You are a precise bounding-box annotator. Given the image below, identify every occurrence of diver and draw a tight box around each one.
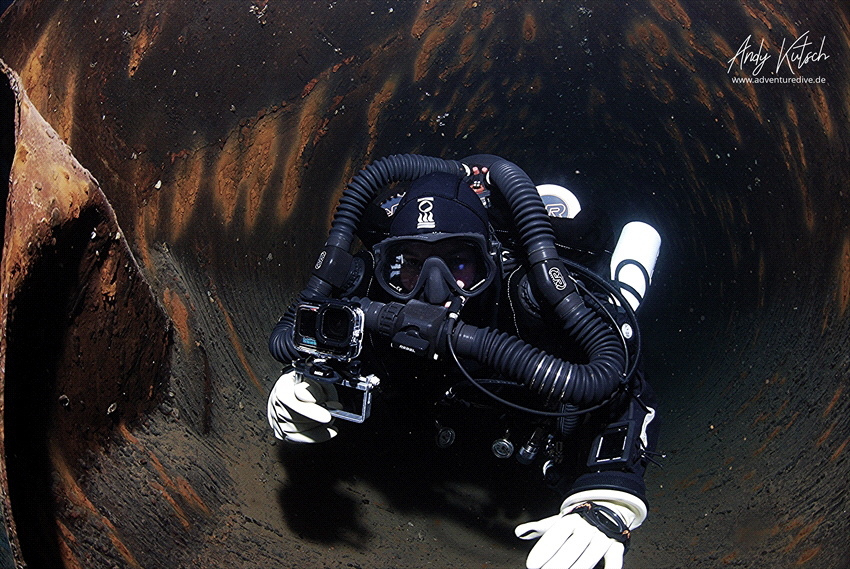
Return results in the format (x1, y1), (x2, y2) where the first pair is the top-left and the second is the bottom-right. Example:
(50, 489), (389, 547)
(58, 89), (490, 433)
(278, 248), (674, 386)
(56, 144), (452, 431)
(267, 154), (661, 569)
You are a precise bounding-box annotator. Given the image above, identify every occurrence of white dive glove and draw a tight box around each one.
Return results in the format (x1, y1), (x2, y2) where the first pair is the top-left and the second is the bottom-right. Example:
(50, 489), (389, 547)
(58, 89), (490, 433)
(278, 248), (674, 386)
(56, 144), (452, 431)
(515, 489), (648, 569)
(267, 369), (342, 443)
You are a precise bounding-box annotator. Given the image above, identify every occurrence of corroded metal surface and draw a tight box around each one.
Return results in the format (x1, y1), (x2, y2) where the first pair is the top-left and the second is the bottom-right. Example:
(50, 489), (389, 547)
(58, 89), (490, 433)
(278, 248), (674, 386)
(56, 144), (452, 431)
(0, 63), (172, 567)
(0, 0), (847, 567)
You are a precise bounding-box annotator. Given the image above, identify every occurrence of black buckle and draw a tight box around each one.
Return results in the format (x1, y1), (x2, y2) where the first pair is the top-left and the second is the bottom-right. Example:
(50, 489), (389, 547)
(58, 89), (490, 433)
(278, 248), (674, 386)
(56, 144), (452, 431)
(570, 502), (631, 552)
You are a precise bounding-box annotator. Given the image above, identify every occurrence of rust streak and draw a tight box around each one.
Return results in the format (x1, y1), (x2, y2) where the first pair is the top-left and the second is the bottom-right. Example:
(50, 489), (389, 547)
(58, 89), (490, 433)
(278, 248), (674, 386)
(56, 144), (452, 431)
(650, 0), (692, 28)
(522, 12), (536, 42)
(785, 411), (799, 430)
(815, 421), (836, 447)
(830, 437), (848, 462)
(118, 423), (211, 515)
(796, 546), (821, 565)
(782, 517), (823, 554)
(151, 480), (191, 530)
(56, 520), (85, 569)
(177, 476), (212, 516)
(211, 294), (264, 394)
(50, 441), (142, 568)
(753, 426), (781, 456)
(366, 77), (399, 156)
(119, 422), (175, 486)
(838, 235), (850, 317)
(823, 385), (844, 417)
(163, 287), (192, 351)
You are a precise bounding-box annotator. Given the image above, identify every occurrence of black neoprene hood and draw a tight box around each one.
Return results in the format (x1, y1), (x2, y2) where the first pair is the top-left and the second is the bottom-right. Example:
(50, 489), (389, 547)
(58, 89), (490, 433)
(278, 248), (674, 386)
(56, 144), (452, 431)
(389, 172), (489, 238)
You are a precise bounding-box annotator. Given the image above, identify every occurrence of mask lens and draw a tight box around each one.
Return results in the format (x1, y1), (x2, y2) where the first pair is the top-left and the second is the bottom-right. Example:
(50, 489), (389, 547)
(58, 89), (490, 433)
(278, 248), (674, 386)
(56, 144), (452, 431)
(377, 235), (493, 297)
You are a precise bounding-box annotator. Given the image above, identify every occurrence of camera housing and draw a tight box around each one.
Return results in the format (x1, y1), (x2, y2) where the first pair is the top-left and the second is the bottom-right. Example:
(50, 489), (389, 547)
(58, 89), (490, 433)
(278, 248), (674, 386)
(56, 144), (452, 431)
(294, 300), (364, 361)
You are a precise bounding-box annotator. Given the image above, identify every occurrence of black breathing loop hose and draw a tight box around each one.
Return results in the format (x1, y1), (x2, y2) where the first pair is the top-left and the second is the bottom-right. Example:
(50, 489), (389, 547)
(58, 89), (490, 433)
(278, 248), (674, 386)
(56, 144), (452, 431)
(450, 318), (624, 408)
(486, 159), (558, 260)
(270, 153), (630, 410)
(357, 297), (627, 409)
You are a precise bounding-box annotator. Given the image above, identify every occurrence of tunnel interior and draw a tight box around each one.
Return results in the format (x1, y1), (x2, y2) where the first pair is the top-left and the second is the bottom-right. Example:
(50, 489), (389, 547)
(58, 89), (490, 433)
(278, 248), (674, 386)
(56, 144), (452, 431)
(0, 1), (849, 568)
(0, 67), (11, 251)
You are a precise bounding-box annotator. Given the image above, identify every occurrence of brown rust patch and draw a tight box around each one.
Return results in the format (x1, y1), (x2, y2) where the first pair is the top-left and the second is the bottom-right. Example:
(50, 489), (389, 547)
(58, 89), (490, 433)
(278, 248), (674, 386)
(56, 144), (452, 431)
(480, 5), (495, 29)
(209, 290), (263, 394)
(815, 421), (836, 447)
(796, 547), (821, 565)
(753, 426), (781, 456)
(700, 476), (717, 493)
(18, 15), (77, 143)
(411, 0), (463, 39)
(176, 476), (212, 516)
(786, 99), (799, 128)
(809, 85), (833, 139)
(760, 0), (798, 37)
(117, 422), (211, 517)
(127, 7), (163, 78)
(750, 411), (770, 427)
(459, 32), (477, 59)
(165, 145), (205, 241)
(522, 12), (537, 42)
(822, 385), (844, 418)
(838, 235), (850, 317)
(56, 520), (85, 569)
(711, 32), (736, 66)
(782, 517), (823, 554)
(721, 104), (741, 143)
(51, 443), (143, 568)
(649, 78), (675, 104)
(163, 287), (192, 350)
(367, 76), (399, 156)
(831, 438), (849, 462)
(414, 25), (449, 82)
(211, 107), (284, 229)
(276, 82), (328, 222)
(626, 20), (670, 70)
(587, 86), (605, 115)
(649, 0), (692, 29)
(527, 75), (543, 95)
(150, 480), (191, 530)
(742, 1), (773, 30)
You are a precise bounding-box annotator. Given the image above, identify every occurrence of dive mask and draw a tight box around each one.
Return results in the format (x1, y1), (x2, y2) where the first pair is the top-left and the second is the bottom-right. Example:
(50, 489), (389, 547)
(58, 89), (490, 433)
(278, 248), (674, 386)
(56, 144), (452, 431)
(372, 233), (498, 302)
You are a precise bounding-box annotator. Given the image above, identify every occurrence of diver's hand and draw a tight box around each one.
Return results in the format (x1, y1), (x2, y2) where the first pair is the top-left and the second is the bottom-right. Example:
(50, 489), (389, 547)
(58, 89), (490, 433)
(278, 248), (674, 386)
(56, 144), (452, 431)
(267, 370), (342, 443)
(515, 490), (647, 569)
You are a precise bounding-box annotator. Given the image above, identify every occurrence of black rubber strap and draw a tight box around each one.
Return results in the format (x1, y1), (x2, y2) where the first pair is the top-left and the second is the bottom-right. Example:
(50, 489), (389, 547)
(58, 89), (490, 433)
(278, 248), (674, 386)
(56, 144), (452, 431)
(570, 502), (631, 552)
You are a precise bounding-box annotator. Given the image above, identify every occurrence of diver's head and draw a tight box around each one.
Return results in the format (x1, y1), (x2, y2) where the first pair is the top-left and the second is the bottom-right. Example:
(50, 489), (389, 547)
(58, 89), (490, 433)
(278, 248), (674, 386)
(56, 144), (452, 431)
(372, 172), (498, 305)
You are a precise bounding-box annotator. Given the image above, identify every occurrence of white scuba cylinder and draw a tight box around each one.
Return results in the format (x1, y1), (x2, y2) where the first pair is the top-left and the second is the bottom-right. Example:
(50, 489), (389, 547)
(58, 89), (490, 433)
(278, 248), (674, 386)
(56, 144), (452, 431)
(610, 221), (661, 311)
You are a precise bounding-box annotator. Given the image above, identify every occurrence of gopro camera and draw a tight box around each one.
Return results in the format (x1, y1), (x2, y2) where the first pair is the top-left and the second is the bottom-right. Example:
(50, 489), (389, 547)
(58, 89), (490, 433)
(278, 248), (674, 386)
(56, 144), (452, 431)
(294, 300), (364, 361)
(295, 359), (379, 424)
(587, 421), (637, 468)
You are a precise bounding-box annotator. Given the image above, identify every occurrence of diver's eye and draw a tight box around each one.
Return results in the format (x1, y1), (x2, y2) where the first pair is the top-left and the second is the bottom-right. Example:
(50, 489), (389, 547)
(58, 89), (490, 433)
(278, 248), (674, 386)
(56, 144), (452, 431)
(446, 256), (472, 272)
(402, 256), (424, 271)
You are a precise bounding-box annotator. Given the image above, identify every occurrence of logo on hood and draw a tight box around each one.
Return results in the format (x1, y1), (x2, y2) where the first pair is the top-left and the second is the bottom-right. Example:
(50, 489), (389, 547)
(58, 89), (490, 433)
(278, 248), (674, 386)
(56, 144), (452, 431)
(417, 197), (436, 229)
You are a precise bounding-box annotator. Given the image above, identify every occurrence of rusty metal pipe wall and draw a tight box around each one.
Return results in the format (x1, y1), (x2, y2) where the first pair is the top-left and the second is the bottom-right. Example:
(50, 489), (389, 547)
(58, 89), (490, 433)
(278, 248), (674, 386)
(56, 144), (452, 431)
(0, 0), (848, 567)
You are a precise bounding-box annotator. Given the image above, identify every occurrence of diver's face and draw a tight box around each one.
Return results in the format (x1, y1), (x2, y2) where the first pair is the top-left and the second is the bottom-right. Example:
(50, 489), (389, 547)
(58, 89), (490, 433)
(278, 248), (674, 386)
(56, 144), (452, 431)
(374, 233), (496, 304)
(397, 240), (480, 293)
